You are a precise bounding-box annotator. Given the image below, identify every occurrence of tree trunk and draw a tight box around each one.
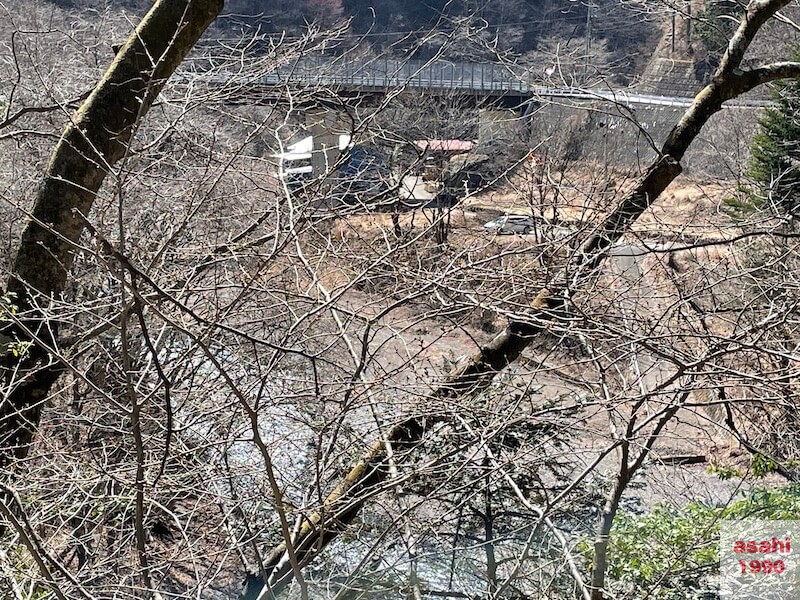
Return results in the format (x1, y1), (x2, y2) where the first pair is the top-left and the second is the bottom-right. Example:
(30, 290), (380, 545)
(588, 453), (631, 600)
(0, 0), (223, 466)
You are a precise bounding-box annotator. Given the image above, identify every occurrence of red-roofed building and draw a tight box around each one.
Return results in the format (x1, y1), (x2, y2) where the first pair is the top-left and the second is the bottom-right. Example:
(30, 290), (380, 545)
(413, 139), (475, 153)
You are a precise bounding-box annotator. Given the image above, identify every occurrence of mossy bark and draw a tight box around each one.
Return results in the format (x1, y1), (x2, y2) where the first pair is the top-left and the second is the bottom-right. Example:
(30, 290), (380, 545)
(1, 0), (223, 465)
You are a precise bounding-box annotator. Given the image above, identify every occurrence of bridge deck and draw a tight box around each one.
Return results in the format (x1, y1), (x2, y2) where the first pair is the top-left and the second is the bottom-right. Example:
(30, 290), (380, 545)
(183, 57), (769, 108)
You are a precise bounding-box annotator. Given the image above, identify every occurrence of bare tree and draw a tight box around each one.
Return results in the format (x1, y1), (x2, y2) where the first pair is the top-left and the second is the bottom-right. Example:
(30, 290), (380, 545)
(247, 1), (800, 598)
(1, 0), (223, 465)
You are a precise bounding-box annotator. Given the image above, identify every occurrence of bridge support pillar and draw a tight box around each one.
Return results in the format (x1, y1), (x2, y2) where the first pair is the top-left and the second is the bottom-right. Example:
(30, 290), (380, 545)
(306, 109), (351, 177)
(478, 109), (523, 148)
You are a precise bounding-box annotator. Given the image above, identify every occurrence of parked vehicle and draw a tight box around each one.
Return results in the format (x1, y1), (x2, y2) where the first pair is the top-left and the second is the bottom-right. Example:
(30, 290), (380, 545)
(482, 215), (538, 235)
(335, 144), (391, 200)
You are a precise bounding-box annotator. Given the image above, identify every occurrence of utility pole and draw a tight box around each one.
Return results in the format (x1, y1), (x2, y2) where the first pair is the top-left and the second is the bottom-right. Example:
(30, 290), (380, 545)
(584, 1), (592, 84)
(687, 1), (692, 43)
(671, 9), (676, 53)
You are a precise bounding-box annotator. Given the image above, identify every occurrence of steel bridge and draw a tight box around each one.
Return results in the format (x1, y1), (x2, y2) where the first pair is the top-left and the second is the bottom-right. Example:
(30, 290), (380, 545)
(185, 56), (769, 109)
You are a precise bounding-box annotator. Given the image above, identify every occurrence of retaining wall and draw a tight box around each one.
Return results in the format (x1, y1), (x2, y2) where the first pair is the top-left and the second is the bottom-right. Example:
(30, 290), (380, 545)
(528, 99), (761, 178)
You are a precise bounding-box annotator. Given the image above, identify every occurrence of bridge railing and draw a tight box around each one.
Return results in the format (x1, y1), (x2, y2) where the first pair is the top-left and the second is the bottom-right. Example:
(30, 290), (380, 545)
(181, 56), (768, 108)
(257, 56), (533, 94)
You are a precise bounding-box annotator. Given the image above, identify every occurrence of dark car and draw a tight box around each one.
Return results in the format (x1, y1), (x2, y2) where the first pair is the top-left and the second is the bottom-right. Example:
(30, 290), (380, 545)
(335, 145), (391, 199)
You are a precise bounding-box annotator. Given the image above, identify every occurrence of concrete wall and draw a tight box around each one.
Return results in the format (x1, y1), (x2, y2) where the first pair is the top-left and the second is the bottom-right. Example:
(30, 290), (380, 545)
(477, 109), (527, 147)
(528, 98), (761, 178)
(306, 109), (352, 176)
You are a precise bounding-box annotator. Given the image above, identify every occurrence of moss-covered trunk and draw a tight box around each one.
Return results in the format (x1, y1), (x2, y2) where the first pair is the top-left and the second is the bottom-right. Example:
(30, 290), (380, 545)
(1, 0), (223, 466)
